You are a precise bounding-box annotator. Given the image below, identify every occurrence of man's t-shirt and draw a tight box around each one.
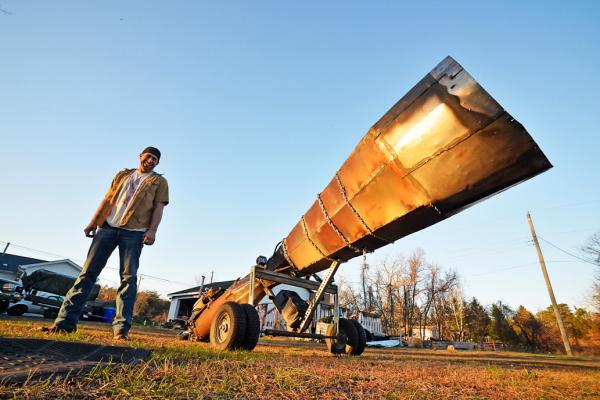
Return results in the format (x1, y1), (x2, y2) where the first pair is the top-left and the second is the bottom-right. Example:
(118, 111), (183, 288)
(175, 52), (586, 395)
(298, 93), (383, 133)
(106, 169), (151, 231)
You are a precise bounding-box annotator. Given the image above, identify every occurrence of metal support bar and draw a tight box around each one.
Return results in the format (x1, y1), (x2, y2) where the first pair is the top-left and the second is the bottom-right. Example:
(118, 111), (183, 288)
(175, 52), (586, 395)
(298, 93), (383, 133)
(262, 329), (336, 340)
(248, 266), (256, 305)
(251, 267), (338, 294)
(334, 285), (339, 335)
(298, 260), (340, 333)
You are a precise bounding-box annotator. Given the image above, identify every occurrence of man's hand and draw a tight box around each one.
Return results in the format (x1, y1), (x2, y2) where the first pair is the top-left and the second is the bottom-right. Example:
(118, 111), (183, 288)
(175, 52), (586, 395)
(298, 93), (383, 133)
(84, 222), (98, 238)
(144, 229), (156, 245)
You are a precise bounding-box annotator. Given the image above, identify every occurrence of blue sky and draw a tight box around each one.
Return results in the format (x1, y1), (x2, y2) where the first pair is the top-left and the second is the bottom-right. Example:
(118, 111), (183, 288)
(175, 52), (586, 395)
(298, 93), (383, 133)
(1, 1), (599, 312)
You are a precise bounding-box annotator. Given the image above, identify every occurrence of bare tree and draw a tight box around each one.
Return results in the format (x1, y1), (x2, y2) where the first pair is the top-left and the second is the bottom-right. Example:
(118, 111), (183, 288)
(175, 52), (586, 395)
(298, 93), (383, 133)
(402, 249), (425, 337)
(338, 276), (361, 311)
(370, 256), (404, 335)
(361, 249), (461, 339)
(420, 266), (458, 339)
(419, 263), (438, 339)
(448, 287), (466, 341)
(582, 232), (600, 265)
(583, 232), (600, 311)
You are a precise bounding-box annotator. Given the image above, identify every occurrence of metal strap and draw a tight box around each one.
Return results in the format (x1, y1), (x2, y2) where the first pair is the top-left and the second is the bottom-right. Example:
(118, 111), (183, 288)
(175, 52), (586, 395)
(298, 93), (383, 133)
(281, 239), (297, 270)
(334, 173), (392, 244)
(301, 215), (337, 262)
(316, 193), (362, 254)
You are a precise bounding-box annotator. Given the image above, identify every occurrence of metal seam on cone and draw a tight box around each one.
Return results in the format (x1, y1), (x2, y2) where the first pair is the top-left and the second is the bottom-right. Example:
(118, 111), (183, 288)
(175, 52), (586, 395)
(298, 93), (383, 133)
(373, 65), (464, 140)
(334, 173), (392, 245)
(281, 239), (297, 270)
(300, 215), (336, 262)
(376, 135), (435, 205)
(396, 111), (505, 182)
(316, 193), (362, 254)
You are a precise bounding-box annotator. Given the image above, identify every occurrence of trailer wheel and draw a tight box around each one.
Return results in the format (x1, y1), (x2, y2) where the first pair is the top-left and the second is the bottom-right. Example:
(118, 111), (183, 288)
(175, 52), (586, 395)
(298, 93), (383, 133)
(326, 318), (359, 355)
(240, 304), (261, 351)
(209, 302), (247, 351)
(349, 320), (367, 355)
(0, 300), (8, 314)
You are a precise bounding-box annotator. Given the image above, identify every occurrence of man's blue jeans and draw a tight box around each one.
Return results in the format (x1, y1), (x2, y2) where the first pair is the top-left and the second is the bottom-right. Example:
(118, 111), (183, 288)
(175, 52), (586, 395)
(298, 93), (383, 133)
(54, 225), (144, 334)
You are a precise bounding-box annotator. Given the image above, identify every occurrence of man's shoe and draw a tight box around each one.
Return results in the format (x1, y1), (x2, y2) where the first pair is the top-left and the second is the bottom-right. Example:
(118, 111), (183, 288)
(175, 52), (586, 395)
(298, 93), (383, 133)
(39, 325), (76, 334)
(113, 331), (129, 341)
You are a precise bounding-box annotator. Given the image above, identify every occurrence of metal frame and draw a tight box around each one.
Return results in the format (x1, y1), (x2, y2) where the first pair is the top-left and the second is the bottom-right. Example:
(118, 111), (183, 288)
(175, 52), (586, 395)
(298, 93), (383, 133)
(248, 261), (340, 338)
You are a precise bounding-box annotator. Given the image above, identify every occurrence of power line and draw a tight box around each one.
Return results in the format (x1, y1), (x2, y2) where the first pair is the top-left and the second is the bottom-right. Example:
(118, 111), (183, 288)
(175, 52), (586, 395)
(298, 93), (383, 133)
(341, 260), (577, 285)
(468, 260), (576, 278)
(537, 236), (598, 267)
(539, 199), (600, 210)
(0, 239), (193, 287)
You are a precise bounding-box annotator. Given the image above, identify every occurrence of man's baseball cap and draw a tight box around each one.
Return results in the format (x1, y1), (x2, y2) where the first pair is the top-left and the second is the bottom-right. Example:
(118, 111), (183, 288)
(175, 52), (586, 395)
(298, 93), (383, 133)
(142, 146), (161, 160)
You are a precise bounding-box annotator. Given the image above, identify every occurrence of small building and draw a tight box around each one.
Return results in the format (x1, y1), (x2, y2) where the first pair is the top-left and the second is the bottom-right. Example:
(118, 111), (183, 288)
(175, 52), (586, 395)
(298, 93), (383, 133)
(412, 325), (440, 340)
(166, 280), (235, 321)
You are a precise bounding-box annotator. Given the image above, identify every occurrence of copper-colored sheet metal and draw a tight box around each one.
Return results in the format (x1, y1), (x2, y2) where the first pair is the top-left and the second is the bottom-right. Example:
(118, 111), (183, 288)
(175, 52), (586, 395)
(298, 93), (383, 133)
(283, 56), (552, 274)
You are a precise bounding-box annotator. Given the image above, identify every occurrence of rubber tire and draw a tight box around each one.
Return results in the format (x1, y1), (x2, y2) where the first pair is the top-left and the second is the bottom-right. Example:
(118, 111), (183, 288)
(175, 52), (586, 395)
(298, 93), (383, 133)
(326, 318), (359, 355)
(209, 302), (247, 351)
(364, 329), (374, 342)
(0, 300), (8, 314)
(43, 308), (59, 319)
(349, 320), (367, 355)
(240, 304), (261, 351)
(7, 304), (27, 316)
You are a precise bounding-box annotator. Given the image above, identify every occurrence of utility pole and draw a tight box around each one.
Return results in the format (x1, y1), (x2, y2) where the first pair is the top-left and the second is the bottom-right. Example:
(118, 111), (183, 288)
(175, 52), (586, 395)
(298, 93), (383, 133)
(361, 251), (369, 311)
(210, 271), (214, 284)
(138, 274), (143, 291)
(387, 283), (394, 335)
(527, 211), (573, 356)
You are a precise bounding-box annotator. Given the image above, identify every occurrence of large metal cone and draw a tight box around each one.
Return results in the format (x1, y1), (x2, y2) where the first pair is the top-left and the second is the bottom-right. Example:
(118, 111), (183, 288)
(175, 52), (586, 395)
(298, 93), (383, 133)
(281, 56), (552, 274)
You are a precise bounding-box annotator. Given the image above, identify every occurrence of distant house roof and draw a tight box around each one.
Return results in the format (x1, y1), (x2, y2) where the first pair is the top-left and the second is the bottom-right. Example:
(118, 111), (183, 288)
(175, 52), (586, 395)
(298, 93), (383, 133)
(168, 280), (235, 298)
(0, 253), (47, 273)
(20, 259), (82, 273)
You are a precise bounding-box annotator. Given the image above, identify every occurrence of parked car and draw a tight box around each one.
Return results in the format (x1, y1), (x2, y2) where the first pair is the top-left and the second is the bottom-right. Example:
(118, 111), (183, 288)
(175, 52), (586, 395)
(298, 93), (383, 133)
(0, 278), (23, 314)
(6, 294), (64, 318)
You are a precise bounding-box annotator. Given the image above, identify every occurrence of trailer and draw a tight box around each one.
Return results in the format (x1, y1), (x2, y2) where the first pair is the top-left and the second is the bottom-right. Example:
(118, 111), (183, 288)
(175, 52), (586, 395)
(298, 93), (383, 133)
(16, 269), (107, 320)
(185, 56), (552, 355)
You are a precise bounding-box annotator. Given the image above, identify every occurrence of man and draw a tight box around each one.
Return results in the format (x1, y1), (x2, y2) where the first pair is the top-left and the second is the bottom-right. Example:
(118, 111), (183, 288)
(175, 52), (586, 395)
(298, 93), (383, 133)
(44, 146), (169, 340)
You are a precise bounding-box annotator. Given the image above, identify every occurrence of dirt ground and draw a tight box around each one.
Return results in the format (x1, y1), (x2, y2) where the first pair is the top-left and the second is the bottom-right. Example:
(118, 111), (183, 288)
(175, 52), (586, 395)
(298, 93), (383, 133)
(1, 317), (600, 399)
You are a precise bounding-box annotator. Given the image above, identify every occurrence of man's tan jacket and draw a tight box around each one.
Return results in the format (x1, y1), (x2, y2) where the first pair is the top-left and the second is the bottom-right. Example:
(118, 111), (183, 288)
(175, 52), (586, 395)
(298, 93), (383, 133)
(94, 169), (169, 230)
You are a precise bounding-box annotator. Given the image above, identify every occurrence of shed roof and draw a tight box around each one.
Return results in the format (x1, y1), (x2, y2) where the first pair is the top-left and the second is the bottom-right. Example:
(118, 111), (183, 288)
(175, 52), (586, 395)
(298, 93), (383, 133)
(168, 280), (235, 298)
(0, 253), (46, 273)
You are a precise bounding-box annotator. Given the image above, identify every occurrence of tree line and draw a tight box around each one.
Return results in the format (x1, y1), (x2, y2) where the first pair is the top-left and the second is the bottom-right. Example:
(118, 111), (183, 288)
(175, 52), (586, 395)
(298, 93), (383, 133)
(97, 287), (170, 324)
(339, 238), (600, 354)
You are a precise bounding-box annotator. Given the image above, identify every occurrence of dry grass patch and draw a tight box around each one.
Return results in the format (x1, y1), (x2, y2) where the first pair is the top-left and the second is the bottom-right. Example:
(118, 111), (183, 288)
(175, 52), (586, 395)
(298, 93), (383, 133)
(1, 317), (600, 399)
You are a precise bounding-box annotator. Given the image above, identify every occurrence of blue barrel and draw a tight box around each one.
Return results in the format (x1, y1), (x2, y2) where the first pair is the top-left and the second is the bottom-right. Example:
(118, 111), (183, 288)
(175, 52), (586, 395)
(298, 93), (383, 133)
(103, 307), (116, 323)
